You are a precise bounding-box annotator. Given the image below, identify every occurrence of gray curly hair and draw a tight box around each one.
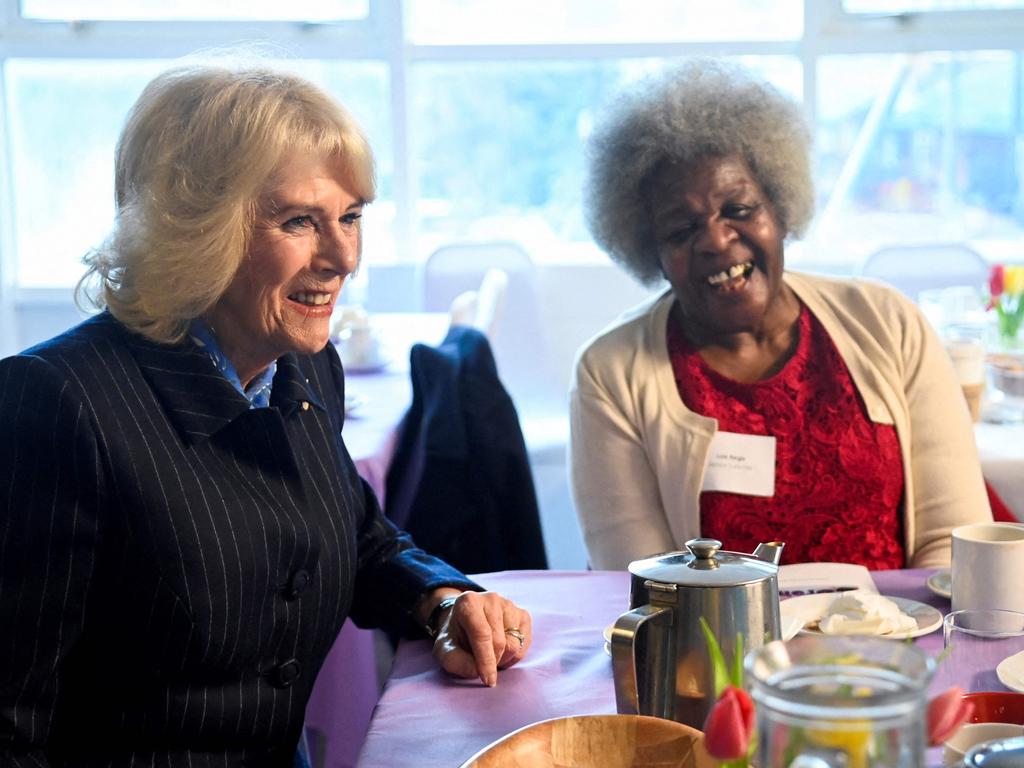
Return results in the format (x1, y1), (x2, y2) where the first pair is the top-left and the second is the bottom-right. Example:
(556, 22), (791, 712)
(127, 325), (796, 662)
(583, 59), (814, 286)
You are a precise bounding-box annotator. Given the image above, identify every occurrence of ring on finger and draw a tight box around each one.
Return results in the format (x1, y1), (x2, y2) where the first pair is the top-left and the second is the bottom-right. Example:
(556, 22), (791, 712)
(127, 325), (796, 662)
(504, 627), (526, 647)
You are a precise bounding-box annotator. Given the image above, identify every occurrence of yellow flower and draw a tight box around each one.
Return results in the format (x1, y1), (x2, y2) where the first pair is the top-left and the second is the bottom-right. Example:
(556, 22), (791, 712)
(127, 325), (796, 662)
(1005, 265), (1024, 297)
(805, 721), (873, 768)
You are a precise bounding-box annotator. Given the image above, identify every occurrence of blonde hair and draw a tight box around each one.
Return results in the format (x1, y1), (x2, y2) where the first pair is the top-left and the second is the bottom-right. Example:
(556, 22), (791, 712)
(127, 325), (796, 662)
(584, 58), (814, 286)
(78, 62), (376, 344)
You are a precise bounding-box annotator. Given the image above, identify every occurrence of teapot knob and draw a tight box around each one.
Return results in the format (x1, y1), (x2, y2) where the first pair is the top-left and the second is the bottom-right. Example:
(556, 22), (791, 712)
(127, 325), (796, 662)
(685, 538), (722, 560)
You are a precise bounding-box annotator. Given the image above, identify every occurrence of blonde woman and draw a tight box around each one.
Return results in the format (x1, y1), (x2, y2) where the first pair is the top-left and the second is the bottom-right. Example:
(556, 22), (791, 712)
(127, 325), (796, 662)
(0, 63), (530, 765)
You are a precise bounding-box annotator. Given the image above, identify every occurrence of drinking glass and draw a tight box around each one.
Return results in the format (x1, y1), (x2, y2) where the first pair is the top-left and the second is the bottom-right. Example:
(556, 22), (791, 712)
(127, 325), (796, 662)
(937, 609), (1024, 693)
(918, 285), (987, 338)
(746, 635), (933, 768)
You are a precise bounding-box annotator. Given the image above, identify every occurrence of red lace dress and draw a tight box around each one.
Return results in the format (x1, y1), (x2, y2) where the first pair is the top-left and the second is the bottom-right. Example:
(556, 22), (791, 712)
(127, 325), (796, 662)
(667, 305), (906, 569)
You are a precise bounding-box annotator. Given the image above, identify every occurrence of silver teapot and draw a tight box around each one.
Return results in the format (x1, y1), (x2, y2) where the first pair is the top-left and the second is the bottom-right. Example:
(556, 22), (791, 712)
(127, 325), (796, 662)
(611, 538), (784, 729)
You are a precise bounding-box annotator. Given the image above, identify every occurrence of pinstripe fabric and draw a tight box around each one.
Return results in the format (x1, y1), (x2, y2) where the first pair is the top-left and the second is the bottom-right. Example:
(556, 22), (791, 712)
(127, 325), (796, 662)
(0, 311), (476, 767)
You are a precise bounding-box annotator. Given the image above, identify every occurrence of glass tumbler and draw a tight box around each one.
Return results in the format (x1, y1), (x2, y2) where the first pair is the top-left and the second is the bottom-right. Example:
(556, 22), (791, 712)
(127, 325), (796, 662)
(746, 635), (934, 768)
(937, 609), (1024, 693)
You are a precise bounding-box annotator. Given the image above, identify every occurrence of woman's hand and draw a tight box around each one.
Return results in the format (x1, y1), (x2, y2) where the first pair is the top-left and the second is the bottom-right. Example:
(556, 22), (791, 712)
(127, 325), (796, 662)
(428, 590), (532, 687)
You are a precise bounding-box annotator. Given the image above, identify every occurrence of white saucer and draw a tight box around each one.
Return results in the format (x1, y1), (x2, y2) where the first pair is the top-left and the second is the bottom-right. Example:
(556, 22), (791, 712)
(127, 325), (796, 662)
(997, 649), (1024, 693)
(927, 569), (952, 599)
(780, 592), (943, 640)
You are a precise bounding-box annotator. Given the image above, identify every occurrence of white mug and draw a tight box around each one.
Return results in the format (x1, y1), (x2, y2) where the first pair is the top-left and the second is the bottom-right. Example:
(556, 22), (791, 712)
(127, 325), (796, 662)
(951, 523), (1024, 613)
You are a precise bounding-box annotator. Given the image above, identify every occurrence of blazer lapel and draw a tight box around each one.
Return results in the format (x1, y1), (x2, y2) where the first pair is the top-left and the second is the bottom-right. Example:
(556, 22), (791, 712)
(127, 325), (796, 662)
(270, 353), (326, 415)
(120, 316), (328, 443)
(129, 335), (251, 445)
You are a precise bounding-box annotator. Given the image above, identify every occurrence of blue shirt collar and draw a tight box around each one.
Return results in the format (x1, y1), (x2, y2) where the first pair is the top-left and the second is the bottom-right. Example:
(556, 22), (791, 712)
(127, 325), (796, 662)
(189, 320), (276, 410)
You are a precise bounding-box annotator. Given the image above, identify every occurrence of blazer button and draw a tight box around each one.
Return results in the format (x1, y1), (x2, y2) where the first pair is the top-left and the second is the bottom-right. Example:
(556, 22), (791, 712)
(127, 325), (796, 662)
(284, 569), (310, 601)
(269, 658), (302, 688)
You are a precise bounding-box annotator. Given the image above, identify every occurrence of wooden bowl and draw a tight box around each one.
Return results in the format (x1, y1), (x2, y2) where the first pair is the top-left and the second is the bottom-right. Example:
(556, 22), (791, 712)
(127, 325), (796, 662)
(459, 714), (713, 768)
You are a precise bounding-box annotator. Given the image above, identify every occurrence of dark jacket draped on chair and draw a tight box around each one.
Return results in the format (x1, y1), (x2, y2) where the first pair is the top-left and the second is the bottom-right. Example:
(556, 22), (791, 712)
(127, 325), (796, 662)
(384, 326), (548, 574)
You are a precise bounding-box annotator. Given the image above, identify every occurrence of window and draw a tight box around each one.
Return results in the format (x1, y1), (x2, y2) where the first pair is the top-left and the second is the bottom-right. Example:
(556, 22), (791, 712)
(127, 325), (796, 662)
(410, 56), (801, 259)
(2, 0), (1024, 304)
(813, 51), (1024, 266)
(4, 58), (390, 288)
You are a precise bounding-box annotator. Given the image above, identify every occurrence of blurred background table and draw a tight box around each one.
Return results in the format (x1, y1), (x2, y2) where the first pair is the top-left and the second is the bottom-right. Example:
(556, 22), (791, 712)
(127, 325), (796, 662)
(974, 422), (1024, 522)
(355, 568), (957, 767)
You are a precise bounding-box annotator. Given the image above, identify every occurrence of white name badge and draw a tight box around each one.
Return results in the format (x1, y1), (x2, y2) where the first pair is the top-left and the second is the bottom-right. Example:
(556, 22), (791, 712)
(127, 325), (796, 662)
(702, 431), (776, 497)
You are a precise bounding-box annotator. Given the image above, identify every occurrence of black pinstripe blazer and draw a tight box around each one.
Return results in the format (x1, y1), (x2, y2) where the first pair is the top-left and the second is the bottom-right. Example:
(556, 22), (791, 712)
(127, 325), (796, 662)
(0, 311), (476, 767)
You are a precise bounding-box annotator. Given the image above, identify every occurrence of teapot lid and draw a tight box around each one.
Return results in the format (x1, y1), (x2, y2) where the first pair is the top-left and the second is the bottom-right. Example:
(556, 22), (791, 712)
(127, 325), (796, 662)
(627, 538), (778, 587)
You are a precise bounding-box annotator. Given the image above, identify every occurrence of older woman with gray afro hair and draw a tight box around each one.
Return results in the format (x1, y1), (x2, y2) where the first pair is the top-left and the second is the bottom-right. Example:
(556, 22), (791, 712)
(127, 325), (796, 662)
(569, 58), (990, 573)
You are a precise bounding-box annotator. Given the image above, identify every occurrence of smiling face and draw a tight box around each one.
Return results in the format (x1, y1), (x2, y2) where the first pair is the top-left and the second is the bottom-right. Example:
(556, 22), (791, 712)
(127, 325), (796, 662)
(650, 154), (794, 347)
(204, 154), (364, 386)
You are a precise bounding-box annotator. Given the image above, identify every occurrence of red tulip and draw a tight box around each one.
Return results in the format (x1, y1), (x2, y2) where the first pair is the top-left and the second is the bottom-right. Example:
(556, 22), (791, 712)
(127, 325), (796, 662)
(927, 687), (975, 746)
(703, 685), (755, 760)
(990, 264), (1006, 301)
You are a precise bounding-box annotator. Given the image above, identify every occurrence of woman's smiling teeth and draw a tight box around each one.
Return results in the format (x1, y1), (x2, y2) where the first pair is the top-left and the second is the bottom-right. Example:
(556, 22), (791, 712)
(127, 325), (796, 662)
(289, 291), (332, 306)
(706, 261), (754, 288)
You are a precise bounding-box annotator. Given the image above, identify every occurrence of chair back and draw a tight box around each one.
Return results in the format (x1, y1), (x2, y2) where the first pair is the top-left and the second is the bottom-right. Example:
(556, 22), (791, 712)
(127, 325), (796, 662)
(423, 241), (532, 311)
(859, 243), (989, 302)
(422, 241), (557, 409)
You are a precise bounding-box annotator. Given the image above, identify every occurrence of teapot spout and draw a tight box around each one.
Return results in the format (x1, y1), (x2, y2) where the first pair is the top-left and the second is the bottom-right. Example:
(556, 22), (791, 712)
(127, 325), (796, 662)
(753, 541), (785, 565)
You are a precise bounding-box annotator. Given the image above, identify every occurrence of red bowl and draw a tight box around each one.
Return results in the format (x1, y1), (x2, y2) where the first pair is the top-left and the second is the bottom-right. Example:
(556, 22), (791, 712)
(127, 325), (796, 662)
(964, 692), (1024, 724)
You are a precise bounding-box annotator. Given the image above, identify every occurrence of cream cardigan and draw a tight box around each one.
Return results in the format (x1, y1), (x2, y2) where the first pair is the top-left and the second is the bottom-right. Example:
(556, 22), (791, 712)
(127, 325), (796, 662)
(569, 271), (991, 570)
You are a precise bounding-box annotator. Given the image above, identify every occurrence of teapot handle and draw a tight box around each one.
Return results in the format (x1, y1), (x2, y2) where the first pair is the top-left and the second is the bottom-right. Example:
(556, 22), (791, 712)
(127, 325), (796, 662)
(611, 604), (673, 718)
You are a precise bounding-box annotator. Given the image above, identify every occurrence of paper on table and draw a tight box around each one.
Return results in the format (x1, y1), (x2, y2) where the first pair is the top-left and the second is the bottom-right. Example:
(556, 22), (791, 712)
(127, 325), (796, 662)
(777, 562), (878, 598)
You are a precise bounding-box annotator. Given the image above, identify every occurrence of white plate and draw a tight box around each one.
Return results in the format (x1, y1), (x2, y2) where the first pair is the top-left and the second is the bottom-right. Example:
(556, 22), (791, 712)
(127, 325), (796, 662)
(997, 649), (1024, 693)
(926, 569), (952, 599)
(779, 593), (944, 640)
(343, 356), (390, 374)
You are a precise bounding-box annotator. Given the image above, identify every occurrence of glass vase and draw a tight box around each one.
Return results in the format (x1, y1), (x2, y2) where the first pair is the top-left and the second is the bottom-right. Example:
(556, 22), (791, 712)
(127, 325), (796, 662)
(746, 635), (934, 768)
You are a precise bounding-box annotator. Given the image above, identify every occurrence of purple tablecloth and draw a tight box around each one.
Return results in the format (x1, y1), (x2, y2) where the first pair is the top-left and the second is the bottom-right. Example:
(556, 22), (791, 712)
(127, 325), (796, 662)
(356, 568), (955, 767)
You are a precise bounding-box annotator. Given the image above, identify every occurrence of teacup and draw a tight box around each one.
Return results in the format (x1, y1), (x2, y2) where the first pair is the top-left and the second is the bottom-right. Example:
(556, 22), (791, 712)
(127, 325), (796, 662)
(338, 324), (383, 369)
